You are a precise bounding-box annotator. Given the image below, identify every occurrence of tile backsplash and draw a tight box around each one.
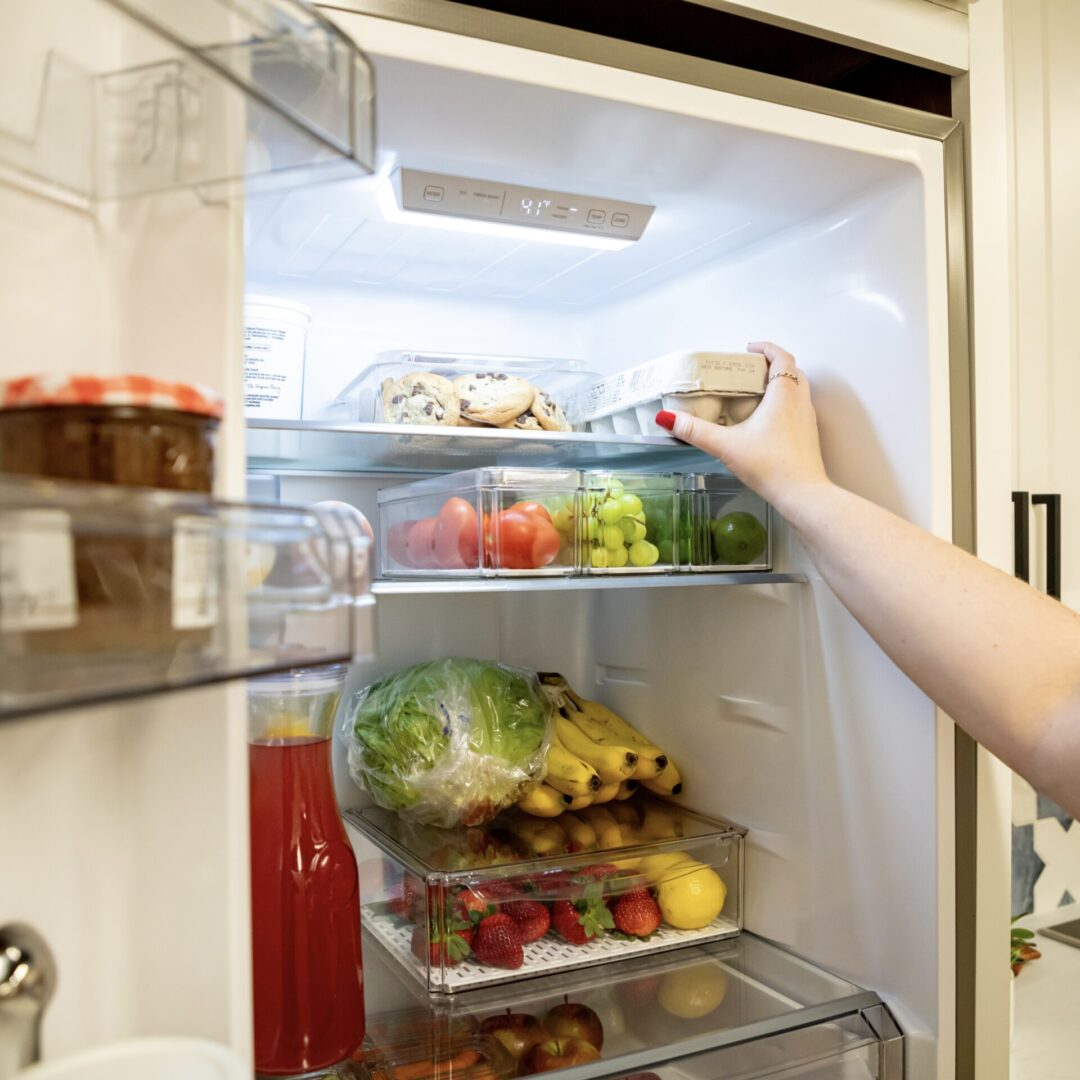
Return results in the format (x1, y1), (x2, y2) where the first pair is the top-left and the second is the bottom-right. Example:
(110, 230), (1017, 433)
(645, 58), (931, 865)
(1013, 771), (1079, 917)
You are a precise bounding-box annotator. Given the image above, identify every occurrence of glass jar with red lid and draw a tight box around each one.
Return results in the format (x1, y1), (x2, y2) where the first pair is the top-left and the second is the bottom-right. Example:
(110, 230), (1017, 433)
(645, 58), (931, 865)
(0, 374), (224, 666)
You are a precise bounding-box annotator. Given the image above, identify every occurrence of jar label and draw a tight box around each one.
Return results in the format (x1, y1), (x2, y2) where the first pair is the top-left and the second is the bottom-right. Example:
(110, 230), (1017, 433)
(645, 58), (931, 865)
(173, 516), (220, 630)
(244, 318), (306, 420)
(0, 510), (78, 632)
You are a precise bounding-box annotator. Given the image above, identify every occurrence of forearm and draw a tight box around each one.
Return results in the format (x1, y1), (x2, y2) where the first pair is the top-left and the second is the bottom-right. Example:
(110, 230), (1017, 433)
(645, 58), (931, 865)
(781, 481), (1080, 811)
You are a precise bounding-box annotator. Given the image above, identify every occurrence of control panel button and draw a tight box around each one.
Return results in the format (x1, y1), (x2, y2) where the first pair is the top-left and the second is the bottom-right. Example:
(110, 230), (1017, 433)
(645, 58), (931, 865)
(423, 185), (444, 202)
(611, 212), (630, 228)
(587, 209), (606, 225)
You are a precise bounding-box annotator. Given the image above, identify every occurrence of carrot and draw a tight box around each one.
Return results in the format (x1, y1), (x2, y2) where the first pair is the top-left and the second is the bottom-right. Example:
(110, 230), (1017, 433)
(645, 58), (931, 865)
(431, 1048), (482, 1079)
(392, 1060), (438, 1080)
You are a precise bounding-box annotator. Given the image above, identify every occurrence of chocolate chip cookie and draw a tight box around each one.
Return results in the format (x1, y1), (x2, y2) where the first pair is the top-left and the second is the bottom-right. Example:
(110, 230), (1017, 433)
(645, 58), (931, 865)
(453, 372), (535, 427)
(530, 390), (572, 432)
(381, 374), (460, 426)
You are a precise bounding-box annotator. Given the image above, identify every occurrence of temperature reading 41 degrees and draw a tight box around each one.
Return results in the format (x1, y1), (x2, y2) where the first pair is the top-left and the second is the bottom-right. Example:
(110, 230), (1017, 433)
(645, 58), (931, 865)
(520, 197), (552, 217)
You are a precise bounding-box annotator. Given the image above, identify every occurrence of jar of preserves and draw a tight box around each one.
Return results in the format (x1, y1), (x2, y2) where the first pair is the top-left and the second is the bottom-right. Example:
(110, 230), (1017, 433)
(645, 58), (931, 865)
(0, 375), (223, 667)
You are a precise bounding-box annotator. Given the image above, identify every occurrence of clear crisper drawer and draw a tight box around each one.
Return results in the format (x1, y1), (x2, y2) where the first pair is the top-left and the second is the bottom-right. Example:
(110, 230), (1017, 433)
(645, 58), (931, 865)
(377, 468), (581, 577)
(345, 797), (745, 994)
(329, 352), (597, 430)
(681, 475), (772, 573)
(357, 932), (902, 1079)
(581, 472), (679, 574)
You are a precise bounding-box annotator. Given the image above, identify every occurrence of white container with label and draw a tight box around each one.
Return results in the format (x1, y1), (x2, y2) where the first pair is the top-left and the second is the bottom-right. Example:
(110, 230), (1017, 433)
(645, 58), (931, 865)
(244, 295), (312, 420)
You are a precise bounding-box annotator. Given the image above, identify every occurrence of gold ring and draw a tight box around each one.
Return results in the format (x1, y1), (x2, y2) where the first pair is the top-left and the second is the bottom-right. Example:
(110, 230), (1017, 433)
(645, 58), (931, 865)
(768, 371), (800, 386)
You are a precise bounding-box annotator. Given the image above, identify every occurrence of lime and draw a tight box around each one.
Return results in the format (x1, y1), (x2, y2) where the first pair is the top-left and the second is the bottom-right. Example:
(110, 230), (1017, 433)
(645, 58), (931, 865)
(710, 512), (767, 565)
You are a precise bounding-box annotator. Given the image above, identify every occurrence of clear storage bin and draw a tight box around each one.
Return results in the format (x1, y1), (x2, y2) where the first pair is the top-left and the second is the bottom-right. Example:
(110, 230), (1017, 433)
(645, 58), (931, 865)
(580, 473), (679, 574)
(345, 797), (745, 994)
(378, 468), (581, 577)
(330, 352), (598, 430)
(682, 475), (771, 572)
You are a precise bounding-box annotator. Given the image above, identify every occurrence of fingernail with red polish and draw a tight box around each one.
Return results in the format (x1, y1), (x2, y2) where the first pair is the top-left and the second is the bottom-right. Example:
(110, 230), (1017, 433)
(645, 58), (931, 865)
(655, 410), (676, 432)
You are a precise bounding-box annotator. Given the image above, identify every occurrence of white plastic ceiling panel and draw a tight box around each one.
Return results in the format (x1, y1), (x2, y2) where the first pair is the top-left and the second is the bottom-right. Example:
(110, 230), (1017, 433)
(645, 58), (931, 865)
(245, 51), (912, 307)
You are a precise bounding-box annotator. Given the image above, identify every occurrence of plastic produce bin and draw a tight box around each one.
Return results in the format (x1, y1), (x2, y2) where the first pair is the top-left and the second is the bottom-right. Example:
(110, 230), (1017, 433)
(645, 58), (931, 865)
(681, 475), (772, 572)
(580, 472), (679, 574)
(378, 468), (582, 577)
(346, 797), (745, 993)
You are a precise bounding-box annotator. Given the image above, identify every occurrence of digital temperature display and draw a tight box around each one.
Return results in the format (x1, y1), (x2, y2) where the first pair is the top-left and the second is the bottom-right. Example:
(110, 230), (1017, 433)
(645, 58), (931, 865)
(520, 198), (554, 217)
(397, 169), (654, 242)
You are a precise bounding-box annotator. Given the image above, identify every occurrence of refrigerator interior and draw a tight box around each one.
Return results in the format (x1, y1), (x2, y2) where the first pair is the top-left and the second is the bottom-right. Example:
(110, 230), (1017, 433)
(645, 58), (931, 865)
(245, 33), (953, 1080)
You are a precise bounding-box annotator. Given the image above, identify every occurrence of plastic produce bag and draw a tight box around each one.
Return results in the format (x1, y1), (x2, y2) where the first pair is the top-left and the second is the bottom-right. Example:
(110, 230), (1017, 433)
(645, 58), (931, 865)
(343, 657), (553, 827)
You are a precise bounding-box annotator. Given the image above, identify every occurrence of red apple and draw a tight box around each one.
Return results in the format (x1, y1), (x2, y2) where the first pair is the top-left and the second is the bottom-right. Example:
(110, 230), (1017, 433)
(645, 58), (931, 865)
(525, 1037), (602, 1073)
(479, 1011), (546, 1061)
(543, 1002), (604, 1052)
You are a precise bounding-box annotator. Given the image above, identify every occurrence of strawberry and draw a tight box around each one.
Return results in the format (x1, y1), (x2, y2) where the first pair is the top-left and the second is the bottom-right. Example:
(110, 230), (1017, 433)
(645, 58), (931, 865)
(503, 899), (551, 943)
(579, 863), (621, 881)
(551, 882), (615, 945)
(393, 872), (426, 922)
(611, 889), (661, 937)
(411, 923), (473, 967)
(471, 913), (524, 969)
(459, 880), (517, 919)
(411, 899), (474, 968)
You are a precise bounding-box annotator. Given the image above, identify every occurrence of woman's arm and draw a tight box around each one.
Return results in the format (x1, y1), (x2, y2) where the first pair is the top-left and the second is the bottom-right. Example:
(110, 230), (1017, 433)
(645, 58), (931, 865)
(659, 342), (1080, 818)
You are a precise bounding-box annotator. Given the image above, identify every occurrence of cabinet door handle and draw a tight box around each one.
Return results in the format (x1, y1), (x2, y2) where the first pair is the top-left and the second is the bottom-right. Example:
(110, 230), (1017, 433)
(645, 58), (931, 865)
(1033, 493), (1062, 599)
(1013, 491), (1030, 582)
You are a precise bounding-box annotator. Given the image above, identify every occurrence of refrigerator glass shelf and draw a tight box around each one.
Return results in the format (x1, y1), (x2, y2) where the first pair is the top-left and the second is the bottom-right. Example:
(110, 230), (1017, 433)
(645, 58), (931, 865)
(358, 929), (904, 1079)
(246, 420), (720, 475)
(371, 573), (805, 595)
(0, 472), (374, 721)
(2, 0), (375, 205)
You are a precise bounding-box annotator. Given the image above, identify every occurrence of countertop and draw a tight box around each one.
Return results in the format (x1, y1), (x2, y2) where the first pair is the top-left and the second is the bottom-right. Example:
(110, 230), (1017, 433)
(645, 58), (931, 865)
(1012, 903), (1080, 1079)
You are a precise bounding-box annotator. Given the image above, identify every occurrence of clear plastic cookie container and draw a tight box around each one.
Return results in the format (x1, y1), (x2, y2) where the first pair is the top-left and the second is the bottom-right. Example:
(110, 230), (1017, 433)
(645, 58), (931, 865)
(345, 796), (745, 994)
(378, 468), (582, 577)
(681, 475), (772, 573)
(329, 351), (597, 429)
(579, 472), (680, 574)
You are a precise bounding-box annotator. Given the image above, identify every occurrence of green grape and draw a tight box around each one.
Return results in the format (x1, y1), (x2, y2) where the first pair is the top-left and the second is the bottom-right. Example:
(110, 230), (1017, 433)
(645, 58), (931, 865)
(609, 545), (629, 568)
(552, 507), (573, 533)
(589, 546), (609, 569)
(602, 525), (626, 551)
(658, 539), (674, 563)
(585, 517), (600, 541)
(618, 493), (643, 518)
(631, 511), (647, 524)
(678, 538), (692, 565)
(600, 498), (624, 525)
(619, 518), (647, 543)
(629, 540), (660, 567)
(606, 478), (625, 498)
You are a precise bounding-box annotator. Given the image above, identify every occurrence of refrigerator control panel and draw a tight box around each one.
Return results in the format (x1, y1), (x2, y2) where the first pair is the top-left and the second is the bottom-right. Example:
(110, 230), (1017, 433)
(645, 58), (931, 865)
(396, 169), (654, 241)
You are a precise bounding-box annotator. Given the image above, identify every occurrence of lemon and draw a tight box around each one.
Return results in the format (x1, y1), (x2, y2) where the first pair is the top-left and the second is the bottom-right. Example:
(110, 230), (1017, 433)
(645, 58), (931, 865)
(658, 964), (728, 1019)
(655, 863), (725, 929)
(638, 852), (696, 884)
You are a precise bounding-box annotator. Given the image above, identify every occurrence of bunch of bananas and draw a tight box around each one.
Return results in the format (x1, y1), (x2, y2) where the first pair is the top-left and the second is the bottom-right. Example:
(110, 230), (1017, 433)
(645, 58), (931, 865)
(515, 673), (683, 818)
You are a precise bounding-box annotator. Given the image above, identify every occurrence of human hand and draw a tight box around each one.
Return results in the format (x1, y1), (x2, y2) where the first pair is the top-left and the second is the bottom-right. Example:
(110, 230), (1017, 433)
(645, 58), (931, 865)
(655, 342), (830, 513)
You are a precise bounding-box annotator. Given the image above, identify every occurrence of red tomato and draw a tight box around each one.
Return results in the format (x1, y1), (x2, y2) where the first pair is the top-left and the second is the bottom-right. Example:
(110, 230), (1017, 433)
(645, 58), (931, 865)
(489, 509), (562, 570)
(434, 497), (480, 570)
(387, 520), (416, 567)
(508, 500), (553, 524)
(405, 517), (439, 570)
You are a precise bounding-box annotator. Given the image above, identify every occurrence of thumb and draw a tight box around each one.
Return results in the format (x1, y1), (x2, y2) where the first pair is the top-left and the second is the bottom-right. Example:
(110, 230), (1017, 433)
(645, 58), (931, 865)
(657, 409), (732, 463)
